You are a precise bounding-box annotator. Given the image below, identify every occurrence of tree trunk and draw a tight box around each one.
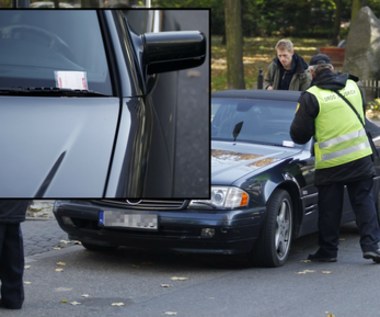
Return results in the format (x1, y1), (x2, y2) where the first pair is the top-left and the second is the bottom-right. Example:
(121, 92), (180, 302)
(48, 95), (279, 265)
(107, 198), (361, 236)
(224, 0), (245, 89)
(331, 0), (342, 45)
(351, 0), (362, 22)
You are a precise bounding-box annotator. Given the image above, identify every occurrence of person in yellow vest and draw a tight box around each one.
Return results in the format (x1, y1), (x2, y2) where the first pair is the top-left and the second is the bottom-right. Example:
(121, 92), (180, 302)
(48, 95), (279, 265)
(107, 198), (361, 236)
(290, 53), (380, 263)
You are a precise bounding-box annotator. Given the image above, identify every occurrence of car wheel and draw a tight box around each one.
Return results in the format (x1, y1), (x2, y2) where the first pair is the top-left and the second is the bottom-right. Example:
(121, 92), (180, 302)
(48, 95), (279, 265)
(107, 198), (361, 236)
(81, 241), (118, 252)
(253, 189), (293, 267)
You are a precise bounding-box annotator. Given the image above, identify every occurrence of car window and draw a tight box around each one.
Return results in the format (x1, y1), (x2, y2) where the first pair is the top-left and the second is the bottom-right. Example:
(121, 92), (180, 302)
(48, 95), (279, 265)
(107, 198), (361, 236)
(0, 10), (113, 95)
(211, 97), (302, 148)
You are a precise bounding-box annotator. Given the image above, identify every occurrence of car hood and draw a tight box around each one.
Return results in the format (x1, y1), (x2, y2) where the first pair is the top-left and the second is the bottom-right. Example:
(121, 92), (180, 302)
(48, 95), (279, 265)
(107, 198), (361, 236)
(0, 96), (121, 198)
(211, 140), (301, 184)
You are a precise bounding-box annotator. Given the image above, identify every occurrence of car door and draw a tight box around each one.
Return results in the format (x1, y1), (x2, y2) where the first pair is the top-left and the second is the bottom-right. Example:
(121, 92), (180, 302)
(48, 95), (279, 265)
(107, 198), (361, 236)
(0, 10), (120, 198)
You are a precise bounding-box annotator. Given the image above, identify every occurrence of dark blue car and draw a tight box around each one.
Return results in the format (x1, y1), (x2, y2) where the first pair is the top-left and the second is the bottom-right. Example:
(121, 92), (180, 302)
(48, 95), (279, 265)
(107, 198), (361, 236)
(54, 89), (380, 267)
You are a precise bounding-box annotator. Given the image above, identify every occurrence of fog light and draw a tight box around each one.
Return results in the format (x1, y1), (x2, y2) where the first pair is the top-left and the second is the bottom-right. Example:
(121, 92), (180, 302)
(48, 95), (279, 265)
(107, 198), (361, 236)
(201, 228), (215, 238)
(62, 216), (75, 226)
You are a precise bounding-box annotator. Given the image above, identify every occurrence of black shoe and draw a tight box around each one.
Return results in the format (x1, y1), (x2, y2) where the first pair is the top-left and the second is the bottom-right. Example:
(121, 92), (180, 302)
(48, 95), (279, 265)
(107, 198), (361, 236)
(0, 299), (22, 310)
(363, 249), (380, 263)
(307, 252), (337, 263)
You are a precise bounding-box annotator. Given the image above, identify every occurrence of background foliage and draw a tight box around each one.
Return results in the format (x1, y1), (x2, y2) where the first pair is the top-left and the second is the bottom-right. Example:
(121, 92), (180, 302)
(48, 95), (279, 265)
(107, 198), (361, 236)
(154, 0), (380, 39)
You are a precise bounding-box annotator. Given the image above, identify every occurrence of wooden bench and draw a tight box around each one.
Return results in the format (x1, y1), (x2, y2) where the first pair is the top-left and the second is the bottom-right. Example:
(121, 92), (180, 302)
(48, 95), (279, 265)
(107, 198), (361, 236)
(319, 47), (345, 67)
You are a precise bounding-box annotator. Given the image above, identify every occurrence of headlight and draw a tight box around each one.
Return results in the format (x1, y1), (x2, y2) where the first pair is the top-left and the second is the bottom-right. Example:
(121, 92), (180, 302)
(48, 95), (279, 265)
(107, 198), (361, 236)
(189, 186), (249, 209)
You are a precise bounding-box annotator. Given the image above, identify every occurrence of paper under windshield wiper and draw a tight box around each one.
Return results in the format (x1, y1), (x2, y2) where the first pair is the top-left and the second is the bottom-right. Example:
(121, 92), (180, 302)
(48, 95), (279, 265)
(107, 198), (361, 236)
(0, 87), (109, 97)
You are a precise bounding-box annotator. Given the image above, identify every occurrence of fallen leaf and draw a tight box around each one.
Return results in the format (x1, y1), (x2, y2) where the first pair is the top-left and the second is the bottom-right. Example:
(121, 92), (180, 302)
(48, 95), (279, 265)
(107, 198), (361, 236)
(24, 265), (31, 270)
(321, 271), (332, 274)
(160, 284), (172, 288)
(296, 269), (316, 274)
(81, 294), (90, 298)
(70, 301), (81, 306)
(56, 261), (66, 266)
(325, 312), (336, 317)
(24, 281), (32, 285)
(111, 302), (125, 307)
(55, 268), (64, 272)
(60, 299), (68, 304)
(164, 312), (178, 316)
(55, 287), (73, 292)
(300, 259), (311, 263)
(170, 276), (188, 281)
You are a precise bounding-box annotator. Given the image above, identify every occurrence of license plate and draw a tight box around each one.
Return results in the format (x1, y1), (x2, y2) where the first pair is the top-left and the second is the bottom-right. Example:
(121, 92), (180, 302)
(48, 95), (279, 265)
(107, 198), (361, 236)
(99, 210), (158, 230)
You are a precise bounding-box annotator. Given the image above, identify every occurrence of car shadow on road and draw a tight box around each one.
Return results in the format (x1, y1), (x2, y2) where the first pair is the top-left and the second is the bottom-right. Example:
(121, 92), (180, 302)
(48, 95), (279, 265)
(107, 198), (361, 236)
(289, 221), (360, 262)
(56, 221), (361, 272)
(74, 246), (254, 271)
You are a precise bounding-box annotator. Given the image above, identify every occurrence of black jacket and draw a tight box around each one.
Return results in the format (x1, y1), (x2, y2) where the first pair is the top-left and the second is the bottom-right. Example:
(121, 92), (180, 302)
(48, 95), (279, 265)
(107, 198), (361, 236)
(290, 69), (375, 186)
(0, 200), (30, 223)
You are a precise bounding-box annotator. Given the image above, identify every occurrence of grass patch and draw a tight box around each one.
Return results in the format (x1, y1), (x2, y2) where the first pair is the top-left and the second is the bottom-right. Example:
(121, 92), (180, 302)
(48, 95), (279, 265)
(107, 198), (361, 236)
(211, 36), (331, 92)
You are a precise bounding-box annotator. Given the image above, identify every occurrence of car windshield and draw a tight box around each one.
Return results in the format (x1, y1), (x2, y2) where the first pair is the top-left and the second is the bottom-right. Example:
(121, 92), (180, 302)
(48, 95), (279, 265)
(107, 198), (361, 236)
(0, 10), (112, 95)
(211, 97), (302, 148)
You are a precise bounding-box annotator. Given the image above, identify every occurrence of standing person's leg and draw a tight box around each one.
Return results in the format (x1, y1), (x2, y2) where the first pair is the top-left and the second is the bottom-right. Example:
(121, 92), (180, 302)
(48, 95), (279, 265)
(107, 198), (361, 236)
(309, 182), (344, 261)
(0, 223), (5, 293)
(347, 177), (380, 262)
(0, 223), (24, 309)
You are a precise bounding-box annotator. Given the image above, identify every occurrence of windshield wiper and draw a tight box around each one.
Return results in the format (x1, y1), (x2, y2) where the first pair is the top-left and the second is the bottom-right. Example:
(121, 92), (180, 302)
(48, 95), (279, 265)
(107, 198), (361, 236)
(0, 87), (109, 97)
(232, 121), (244, 142)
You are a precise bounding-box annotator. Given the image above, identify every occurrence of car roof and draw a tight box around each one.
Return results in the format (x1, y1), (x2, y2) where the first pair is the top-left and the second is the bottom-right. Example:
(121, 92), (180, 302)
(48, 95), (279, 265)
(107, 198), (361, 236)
(212, 89), (301, 102)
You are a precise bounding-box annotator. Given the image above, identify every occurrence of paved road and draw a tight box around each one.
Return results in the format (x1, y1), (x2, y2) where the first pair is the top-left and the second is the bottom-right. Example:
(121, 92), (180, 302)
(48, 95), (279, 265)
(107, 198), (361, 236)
(15, 219), (380, 317)
(23, 201), (70, 257)
(23, 217), (69, 257)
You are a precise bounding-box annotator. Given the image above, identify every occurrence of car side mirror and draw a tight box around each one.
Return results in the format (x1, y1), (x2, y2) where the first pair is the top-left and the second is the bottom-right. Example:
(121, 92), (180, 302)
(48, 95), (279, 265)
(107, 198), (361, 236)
(142, 31), (206, 75)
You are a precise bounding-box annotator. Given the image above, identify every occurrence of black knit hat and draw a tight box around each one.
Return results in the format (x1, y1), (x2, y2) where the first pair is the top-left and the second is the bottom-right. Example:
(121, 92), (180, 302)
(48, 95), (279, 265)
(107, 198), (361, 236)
(309, 53), (331, 66)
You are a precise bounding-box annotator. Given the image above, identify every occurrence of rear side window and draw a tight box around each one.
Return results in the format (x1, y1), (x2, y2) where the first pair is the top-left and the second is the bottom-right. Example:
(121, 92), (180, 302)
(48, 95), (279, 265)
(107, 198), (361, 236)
(0, 10), (113, 95)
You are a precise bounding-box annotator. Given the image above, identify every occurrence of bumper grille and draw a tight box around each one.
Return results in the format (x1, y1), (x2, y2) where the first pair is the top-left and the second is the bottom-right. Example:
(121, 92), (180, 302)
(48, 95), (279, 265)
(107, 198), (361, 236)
(97, 199), (188, 210)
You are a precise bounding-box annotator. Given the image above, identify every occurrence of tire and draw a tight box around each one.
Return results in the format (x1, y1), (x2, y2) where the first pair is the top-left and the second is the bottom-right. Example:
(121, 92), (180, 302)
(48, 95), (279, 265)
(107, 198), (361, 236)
(81, 241), (118, 252)
(252, 189), (293, 267)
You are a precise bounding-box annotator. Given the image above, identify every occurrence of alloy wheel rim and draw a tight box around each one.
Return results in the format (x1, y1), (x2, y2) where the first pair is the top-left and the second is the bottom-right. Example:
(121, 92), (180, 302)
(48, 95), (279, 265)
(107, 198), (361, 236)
(275, 199), (292, 260)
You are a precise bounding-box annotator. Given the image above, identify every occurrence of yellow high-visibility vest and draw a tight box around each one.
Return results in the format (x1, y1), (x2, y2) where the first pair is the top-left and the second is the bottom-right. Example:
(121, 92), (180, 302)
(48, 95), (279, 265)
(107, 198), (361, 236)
(308, 79), (372, 169)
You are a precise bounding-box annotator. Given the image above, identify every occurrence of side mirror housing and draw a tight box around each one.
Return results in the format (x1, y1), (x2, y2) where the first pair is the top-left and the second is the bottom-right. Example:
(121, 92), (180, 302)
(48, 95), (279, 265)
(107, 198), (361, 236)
(142, 31), (206, 75)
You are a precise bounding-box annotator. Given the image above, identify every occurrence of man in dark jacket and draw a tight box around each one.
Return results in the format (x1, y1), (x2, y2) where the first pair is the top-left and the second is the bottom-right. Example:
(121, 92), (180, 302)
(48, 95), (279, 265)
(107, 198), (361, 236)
(0, 200), (30, 309)
(290, 53), (380, 263)
(264, 39), (311, 91)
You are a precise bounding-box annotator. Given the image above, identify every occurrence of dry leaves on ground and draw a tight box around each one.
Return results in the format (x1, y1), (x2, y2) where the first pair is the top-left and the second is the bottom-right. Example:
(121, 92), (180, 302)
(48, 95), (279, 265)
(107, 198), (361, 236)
(170, 276), (189, 281)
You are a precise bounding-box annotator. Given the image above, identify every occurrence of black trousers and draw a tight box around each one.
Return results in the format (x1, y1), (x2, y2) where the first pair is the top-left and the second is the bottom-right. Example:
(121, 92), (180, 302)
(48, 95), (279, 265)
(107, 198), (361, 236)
(317, 178), (380, 257)
(0, 223), (24, 308)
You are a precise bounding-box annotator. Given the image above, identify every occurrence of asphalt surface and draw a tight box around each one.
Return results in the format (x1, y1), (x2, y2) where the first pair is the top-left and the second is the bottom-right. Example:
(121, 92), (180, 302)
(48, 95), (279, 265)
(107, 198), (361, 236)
(15, 214), (380, 317)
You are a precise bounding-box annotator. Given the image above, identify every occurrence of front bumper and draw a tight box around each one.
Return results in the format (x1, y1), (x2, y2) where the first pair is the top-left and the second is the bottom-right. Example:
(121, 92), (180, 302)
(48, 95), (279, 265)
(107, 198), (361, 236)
(53, 200), (266, 255)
